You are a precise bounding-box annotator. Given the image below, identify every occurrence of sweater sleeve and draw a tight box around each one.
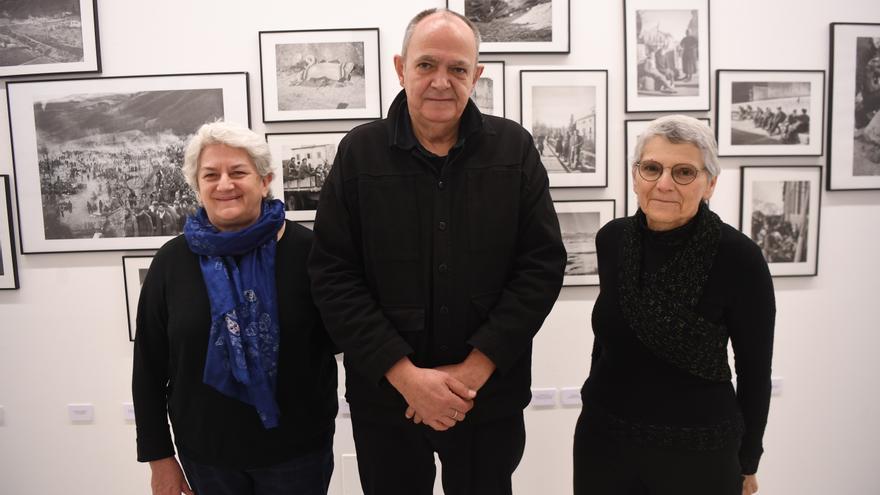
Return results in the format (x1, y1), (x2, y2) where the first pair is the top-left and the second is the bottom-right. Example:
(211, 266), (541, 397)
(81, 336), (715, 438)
(727, 236), (776, 474)
(131, 250), (176, 462)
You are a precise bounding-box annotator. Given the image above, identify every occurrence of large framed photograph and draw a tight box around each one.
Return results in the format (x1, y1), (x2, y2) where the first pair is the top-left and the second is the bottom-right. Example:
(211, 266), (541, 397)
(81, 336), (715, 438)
(555, 200), (615, 286)
(740, 166), (821, 277)
(520, 70), (608, 188)
(827, 23), (880, 190)
(624, 118), (710, 216)
(624, 0), (710, 112)
(471, 60), (505, 117)
(259, 28), (382, 123)
(122, 255), (153, 342)
(7, 72), (250, 254)
(0, 175), (20, 290)
(447, 0), (570, 54)
(266, 132), (345, 222)
(0, 0), (100, 78)
(716, 70), (825, 157)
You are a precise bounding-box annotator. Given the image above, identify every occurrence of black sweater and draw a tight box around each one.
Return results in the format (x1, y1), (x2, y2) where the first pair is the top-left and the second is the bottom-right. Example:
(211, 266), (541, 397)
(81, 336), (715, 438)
(581, 213), (775, 475)
(132, 221), (338, 469)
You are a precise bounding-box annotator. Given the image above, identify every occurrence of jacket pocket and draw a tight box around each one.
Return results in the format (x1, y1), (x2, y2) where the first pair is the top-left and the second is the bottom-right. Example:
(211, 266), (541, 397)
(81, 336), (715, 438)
(359, 175), (420, 261)
(468, 291), (501, 331)
(466, 168), (520, 252)
(382, 306), (425, 333)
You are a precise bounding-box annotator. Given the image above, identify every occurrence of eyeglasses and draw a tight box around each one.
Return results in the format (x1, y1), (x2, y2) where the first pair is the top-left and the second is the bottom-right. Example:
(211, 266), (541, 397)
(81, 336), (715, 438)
(635, 161), (706, 185)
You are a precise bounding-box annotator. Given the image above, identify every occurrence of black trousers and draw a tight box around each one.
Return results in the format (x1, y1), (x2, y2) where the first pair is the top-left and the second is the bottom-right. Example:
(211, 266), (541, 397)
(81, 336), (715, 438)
(573, 410), (743, 495)
(350, 410), (526, 495)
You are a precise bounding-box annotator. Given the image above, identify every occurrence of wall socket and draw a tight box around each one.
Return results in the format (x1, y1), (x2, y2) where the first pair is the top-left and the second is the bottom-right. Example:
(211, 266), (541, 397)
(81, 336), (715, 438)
(529, 387), (557, 408)
(771, 376), (784, 397)
(122, 402), (136, 422)
(559, 387), (582, 407)
(67, 403), (94, 424)
(337, 396), (350, 417)
(0, 405), (5, 426)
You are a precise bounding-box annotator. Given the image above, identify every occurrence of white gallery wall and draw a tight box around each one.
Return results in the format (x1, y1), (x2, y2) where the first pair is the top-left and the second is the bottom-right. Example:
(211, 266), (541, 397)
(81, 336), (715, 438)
(1, 0), (879, 493)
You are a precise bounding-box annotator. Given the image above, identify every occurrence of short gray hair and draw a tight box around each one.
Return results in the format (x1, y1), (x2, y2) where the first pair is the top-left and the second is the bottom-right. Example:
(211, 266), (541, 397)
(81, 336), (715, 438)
(182, 121), (274, 199)
(401, 8), (481, 59)
(633, 115), (720, 179)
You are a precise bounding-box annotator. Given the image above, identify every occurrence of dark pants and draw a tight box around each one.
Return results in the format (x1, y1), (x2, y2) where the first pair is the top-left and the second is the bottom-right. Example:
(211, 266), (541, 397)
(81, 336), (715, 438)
(179, 439), (333, 495)
(573, 411), (743, 495)
(350, 410), (526, 495)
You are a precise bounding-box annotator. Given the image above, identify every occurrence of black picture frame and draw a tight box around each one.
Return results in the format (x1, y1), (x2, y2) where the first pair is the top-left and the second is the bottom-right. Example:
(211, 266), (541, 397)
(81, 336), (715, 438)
(7, 72), (250, 254)
(739, 165), (822, 277)
(0, 0), (101, 79)
(122, 255), (154, 342)
(624, 0), (710, 112)
(827, 22), (880, 191)
(258, 28), (383, 123)
(0, 175), (20, 290)
(555, 199), (616, 286)
(715, 69), (826, 157)
(446, 0), (570, 54)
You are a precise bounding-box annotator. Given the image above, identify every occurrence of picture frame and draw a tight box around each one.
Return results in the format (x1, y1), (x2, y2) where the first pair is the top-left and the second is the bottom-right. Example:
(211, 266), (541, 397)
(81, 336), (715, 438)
(471, 60), (505, 117)
(827, 23), (880, 190)
(0, 175), (20, 290)
(0, 0), (101, 79)
(555, 200), (616, 286)
(7, 72), (250, 254)
(259, 28), (382, 123)
(122, 255), (154, 342)
(624, 118), (710, 216)
(447, 0), (570, 54)
(520, 69), (608, 188)
(716, 70), (825, 157)
(739, 166), (821, 277)
(624, 0), (710, 112)
(266, 132), (346, 222)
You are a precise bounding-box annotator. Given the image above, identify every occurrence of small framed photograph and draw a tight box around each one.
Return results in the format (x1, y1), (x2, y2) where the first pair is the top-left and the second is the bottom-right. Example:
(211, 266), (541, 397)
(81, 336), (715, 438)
(520, 69), (608, 188)
(266, 132), (345, 222)
(827, 23), (880, 190)
(123, 255), (154, 341)
(447, 0), (570, 54)
(0, 0), (101, 78)
(7, 72), (250, 254)
(739, 166), (821, 277)
(716, 70), (825, 156)
(0, 175), (20, 290)
(555, 200), (616, 286)
(471, 60), (505, 117)
(624, 0), (710, 112)
(624, 118), (710, 216)
(259, 28), (382, 123)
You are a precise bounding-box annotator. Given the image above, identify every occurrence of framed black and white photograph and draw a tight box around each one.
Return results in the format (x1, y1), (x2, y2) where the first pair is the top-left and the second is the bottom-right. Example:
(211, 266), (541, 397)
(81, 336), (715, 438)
(7, 72), (250, 254)
(0, 175), (20, 290)
(624, 118), (710, 216)
(0, 0), (100, 78)
(259, 28), (382, 122)
(716, 70), (825, 157)
(827, 23), (880, 190)
(520, 69), (607, 187)
(471, 60), (505, 117)
(266, 132), (345, 222)
(740, 166), (821, 277)
(122, 255), (153, 341)
(555, 200), (615, 286)
(447, 0), (570, 54)
(624, 0), (710, 112)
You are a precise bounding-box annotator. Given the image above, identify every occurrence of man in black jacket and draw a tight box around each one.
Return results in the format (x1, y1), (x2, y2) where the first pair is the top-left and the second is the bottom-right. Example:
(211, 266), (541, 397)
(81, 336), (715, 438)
(308, 7), (566, 495)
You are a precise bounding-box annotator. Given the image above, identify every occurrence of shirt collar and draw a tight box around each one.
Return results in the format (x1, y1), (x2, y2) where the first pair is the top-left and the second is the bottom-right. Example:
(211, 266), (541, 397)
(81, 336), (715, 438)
(390, 89), (484, 155)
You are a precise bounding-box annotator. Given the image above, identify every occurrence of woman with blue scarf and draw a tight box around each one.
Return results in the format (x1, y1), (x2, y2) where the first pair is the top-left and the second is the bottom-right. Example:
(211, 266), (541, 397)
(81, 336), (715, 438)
(133, 122), (338, 495)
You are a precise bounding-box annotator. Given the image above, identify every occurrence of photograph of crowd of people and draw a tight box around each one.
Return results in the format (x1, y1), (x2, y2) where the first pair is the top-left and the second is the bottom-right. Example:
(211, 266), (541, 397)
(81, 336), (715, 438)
(853, 36), (880, 175)
(279, 142), (334, 213)
(730, 81), (812, 145)
(463, 0), (552, 43)
(749, 179), (811, 264)
(34, 88), (222, 240)
(274, 41), (366, 112)
(0, 0), (84, 68)
(530, 85), (597, 174)
(635, 9), (699, 97)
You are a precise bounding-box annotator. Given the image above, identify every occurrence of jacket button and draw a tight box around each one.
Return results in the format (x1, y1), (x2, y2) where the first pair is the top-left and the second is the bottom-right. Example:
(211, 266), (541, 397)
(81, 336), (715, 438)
(439, 345), (449, 352)
(438, 180), (446, 190)
(438, 221), (447, 231)
(438, 263), (448, 273)
(439, 305), (449, 315)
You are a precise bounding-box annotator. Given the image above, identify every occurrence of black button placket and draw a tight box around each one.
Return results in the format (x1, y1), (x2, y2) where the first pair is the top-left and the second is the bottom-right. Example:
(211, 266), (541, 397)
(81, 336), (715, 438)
(433, 154), (454, 355)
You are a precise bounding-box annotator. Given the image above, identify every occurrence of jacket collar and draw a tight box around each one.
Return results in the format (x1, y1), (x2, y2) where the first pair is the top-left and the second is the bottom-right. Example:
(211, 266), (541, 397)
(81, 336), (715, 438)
(387, 89), (489, 153)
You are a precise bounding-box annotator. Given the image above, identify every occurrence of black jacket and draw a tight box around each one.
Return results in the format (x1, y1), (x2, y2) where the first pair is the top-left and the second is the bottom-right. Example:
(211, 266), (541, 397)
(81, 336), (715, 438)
(308, 90), (566, 422)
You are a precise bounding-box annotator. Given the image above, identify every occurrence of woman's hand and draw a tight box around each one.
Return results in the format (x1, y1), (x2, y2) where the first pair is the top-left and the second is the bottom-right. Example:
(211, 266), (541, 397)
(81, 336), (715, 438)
(742, 474), (759, 494)
(149, 456), (193, 495)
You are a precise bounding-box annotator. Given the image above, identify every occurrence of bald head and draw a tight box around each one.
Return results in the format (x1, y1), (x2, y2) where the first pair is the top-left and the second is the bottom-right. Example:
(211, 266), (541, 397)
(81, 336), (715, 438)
(401, 8), (481, 60)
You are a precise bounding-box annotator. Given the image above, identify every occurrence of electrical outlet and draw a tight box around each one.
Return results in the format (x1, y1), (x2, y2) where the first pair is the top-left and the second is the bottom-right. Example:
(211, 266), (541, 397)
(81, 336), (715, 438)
(68, 403), (94, 424)
(559, 387), (582, 407)
(122, 402), (135, 422)
(338, 396), (350, 417)
(529, 387), (557, 408)
(0, 405), (5, 426)
(771, 376), (783, 397)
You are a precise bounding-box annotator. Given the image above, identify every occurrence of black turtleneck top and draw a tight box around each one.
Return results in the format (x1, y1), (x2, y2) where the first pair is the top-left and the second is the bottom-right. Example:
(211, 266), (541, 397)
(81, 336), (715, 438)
(581, 209), (775, 475)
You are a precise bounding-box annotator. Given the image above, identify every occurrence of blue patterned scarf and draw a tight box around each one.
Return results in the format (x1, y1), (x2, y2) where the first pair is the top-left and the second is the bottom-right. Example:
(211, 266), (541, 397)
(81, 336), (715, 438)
(184, 199), (286, 428)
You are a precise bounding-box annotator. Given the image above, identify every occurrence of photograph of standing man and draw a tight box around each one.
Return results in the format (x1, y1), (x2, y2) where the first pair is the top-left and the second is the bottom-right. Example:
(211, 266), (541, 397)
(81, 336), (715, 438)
(308, 8), (566, 495)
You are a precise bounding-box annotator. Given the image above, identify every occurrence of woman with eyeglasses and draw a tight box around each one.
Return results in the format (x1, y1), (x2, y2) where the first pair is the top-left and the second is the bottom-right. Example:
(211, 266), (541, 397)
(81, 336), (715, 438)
(573, 115), (775, 495)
